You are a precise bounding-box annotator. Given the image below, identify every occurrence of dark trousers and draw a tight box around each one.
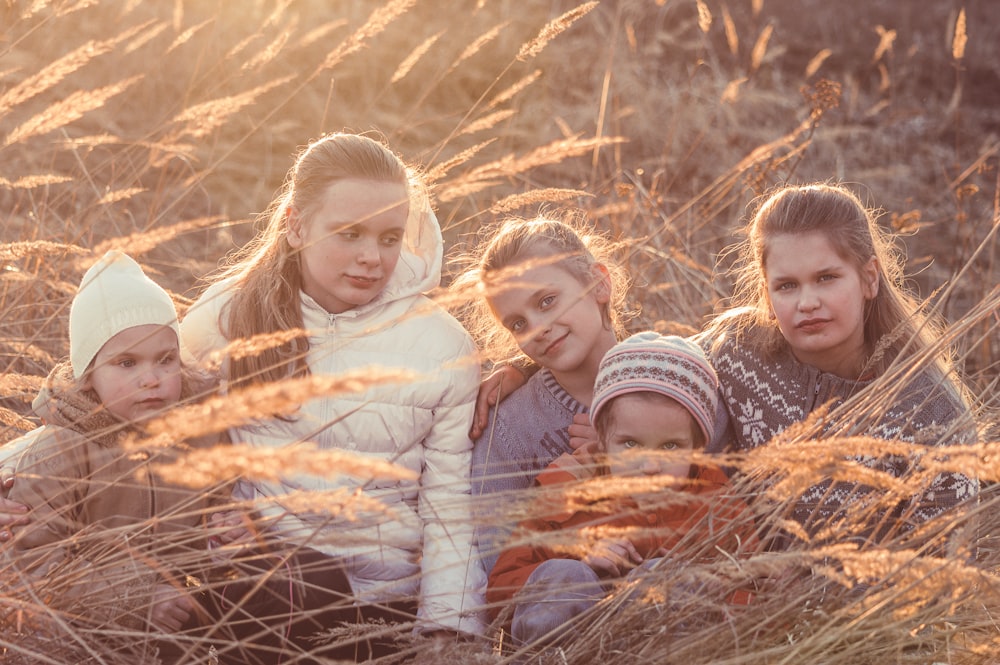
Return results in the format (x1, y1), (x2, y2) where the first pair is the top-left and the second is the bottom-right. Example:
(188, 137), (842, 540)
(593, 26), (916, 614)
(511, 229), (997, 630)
(161, 546), (417, 664)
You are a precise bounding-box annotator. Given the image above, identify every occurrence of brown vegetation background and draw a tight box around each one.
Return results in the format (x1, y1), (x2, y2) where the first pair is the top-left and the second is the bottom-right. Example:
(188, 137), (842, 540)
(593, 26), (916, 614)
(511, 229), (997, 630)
(2, 1), (1000, 663)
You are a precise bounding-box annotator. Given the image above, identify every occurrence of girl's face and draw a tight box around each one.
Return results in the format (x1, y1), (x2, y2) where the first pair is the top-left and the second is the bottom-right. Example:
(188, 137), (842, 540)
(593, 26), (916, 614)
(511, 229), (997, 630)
(83, 324), (183, 422)
(488, 261), (614, 387)
(601, 393), (696, 478)
(764, 231), (879, 377)
(287, 178), (408, 314)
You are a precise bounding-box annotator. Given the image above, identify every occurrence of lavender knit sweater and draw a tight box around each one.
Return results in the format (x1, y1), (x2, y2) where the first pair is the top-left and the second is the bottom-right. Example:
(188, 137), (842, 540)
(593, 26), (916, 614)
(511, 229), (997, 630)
(471, 369), (585, 573)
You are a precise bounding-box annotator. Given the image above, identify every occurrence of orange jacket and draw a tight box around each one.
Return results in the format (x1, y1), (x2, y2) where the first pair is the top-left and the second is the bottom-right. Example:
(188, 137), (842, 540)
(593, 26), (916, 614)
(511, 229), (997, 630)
(487, 452), (758, 616)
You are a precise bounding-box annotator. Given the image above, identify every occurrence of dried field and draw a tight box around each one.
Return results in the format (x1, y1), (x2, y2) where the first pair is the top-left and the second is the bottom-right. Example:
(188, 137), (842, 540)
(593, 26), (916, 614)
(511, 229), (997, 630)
(2, 1), (999, 663)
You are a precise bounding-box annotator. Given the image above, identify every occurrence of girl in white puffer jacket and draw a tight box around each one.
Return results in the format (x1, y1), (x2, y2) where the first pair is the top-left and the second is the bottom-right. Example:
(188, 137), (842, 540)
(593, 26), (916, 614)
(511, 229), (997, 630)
(179, 133), (486, 649)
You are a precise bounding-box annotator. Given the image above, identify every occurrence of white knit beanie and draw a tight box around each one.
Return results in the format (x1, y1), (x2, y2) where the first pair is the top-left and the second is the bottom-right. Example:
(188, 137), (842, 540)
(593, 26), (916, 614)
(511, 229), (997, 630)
(69, 250), (181, 379)
(591, 332), (720, 444)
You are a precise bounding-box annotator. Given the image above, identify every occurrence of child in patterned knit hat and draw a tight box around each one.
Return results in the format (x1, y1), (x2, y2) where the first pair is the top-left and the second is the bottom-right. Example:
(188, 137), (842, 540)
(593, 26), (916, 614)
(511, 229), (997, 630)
(486, 332), (758, 651)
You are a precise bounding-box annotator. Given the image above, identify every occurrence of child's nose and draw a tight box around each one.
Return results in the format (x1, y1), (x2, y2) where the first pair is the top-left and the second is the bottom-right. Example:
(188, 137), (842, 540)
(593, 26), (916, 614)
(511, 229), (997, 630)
(640, 455), (661, 475)
(139, 368), (161, 388)
(797, 287), (820, 311)
(357, 238), (380, 265)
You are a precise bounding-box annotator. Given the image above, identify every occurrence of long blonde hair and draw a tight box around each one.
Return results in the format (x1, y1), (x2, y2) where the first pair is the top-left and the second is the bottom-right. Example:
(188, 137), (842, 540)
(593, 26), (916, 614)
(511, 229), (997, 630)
(211, 133), (414, 388)
(451, 214), (632, 364)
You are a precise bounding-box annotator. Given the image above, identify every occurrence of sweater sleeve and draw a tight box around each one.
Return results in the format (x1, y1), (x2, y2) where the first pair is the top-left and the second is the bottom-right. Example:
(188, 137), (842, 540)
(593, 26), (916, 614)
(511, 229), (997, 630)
(415, 333), (487, 636)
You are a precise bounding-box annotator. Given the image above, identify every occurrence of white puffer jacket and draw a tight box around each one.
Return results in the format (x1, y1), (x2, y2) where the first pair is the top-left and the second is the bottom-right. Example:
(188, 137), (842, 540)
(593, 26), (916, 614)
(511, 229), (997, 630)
(179, 209), (486, 635)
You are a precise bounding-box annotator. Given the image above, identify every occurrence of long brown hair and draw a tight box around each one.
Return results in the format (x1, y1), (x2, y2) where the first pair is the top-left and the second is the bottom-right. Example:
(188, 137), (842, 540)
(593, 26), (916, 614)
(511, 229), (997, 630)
(211, 133), (413, 388)
(714, 182), (968, 405)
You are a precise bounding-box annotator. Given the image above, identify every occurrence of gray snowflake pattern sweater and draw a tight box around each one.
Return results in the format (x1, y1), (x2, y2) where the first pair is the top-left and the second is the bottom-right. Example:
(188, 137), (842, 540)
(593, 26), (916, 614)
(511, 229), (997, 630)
(698, 325), (977, 540)
(471, 368), (585, 573)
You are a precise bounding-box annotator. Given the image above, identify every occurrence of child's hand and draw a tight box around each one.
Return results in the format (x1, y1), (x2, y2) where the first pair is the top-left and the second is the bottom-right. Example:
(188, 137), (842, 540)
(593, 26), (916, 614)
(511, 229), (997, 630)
(568, 413), (599, 456)
(582, 538), (643, 578)
(150, 583), (197, 633)
(0, 471), (30, 542)
(207, 510), (257, 553)
(470, 364), (528, 439)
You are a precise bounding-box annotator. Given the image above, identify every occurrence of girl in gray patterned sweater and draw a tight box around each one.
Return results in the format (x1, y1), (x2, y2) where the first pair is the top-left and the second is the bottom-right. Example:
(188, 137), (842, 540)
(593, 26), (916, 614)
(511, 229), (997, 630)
(695, 182), (978, 547)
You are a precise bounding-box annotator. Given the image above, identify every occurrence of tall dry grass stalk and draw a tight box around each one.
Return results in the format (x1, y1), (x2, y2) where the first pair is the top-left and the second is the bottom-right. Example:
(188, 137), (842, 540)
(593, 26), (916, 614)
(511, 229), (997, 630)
(1, 1), (1000, 663)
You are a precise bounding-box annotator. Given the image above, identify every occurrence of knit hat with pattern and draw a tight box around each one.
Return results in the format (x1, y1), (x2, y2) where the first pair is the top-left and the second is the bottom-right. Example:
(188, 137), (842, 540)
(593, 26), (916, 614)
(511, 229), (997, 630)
(590, 331), (719, 444)
(69, 250), (181, 379)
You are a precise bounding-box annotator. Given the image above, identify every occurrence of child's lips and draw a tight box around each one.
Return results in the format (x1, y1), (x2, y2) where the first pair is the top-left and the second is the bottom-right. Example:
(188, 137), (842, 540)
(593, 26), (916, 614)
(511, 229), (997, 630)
(543, 332), (569, 356)
(796, 318), (830, 332)
(346, 274), (380, 288)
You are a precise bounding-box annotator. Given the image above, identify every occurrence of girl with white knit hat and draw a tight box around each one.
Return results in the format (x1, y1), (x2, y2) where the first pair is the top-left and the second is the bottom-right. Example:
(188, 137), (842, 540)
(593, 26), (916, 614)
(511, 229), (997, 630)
(0, 250), (226, 662)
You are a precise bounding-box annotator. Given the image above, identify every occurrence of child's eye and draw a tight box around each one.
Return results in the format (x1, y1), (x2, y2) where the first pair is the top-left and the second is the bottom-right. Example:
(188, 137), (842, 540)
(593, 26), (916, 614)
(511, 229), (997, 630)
(776, 281), (796, 291)
(380, 234), (401, 246)
(539, 295), (556, 308)
(818, 273), (836, 282)
(622, 440), (639, 449)
(158, 353), (177, 365)
(118, 359), (135, 368)
(660, 442), (679, 451)
(338, 229), (360, 240)
(508, 319), (526, 333)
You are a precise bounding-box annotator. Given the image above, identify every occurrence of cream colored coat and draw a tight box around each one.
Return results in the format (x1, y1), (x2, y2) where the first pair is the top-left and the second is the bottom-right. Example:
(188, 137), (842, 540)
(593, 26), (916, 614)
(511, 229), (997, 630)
(179, 210), (486, 634)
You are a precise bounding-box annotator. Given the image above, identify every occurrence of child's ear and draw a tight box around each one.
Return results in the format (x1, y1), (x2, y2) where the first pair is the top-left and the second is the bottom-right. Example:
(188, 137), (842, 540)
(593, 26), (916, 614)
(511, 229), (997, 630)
(591, 263), (612, 304)
(862, 257), (879, 300)
(285, 207), (304, 248)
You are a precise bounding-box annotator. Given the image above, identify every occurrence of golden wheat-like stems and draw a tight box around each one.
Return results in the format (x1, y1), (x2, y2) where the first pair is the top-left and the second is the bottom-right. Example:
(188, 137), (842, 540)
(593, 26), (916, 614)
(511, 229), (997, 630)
(952, 8), (968, 60)
(3, 76), (142, 147)
(95, 187), (145, 206)
(0, 373), (44, 399)
(805, 48), (832, 77)
(300, 19), (348, 48)
(458, 109), (516, 137)
(450, 22), (509, 72)
(318, 0), (415, 71)
(88, 216), (225, 260)
(133, 367), (419, 445)
(721, 77), (747, 104)
(489, 187), (592, 214)
(0, 241), (84, 262)
(466, 135), (626, 181)
(873, 25), (896, 63)
(0, 407), (35, 436)
(262, 486), (402, 519)
(242, 30), (291, 72)
(153, 442), (417, 488)
(722, 4), (738, 54)
(696, 0), (712, 33)
(123, 21), (168, 55)
(170, 77), (292, 140)
(749, 24), (773, 75)
(487, 69), (541, 109)
(391, 30), (444, 83)
(425, 138), (497, 184)
(0, 31), (141, 119)
(0, 174), (74, 189)
(517, 1), (598, 61)
(165, 19), (212, 55)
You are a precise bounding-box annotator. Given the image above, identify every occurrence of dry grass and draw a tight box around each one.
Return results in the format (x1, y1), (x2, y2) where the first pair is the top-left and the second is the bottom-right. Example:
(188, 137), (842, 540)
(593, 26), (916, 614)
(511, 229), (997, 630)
(1, 0), (1000, 663)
